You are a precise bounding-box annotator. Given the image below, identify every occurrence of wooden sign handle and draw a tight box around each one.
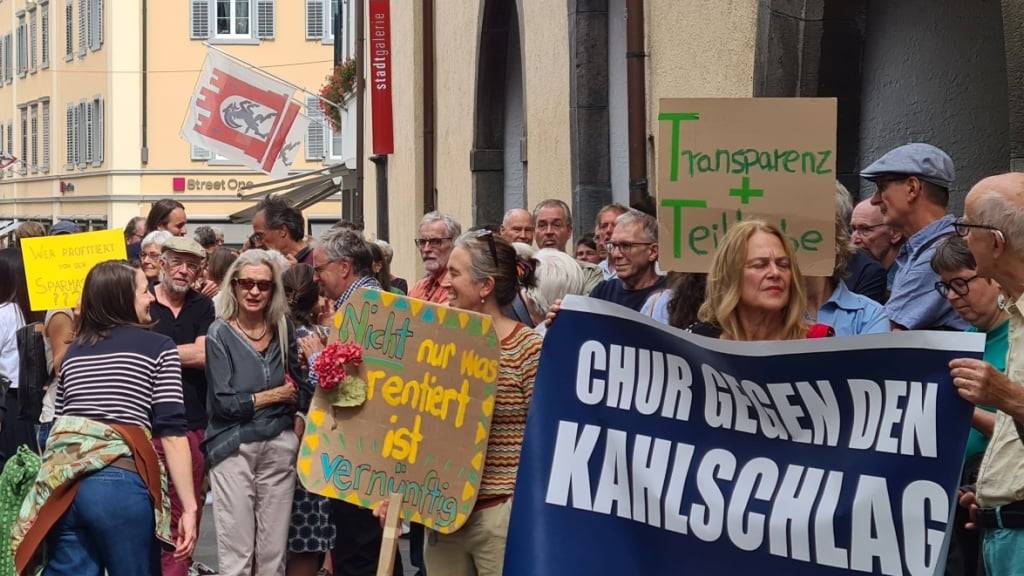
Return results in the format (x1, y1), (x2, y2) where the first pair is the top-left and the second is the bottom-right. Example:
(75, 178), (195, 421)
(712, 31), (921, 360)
(375, 492), (404, 576)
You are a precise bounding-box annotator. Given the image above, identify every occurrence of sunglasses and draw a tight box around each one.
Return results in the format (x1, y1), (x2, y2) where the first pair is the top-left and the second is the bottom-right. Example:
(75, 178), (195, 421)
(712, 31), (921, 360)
(471, 229), (499, 267)
(233, 278), (274, 293)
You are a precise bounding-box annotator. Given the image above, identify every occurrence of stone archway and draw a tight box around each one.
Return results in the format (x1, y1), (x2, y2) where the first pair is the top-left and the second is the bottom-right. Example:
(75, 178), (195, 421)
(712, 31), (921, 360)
(471, 0), (525, 227)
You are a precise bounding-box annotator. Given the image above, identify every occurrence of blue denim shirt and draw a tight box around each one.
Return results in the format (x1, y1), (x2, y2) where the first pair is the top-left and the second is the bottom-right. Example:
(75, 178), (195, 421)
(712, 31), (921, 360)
(884, 215), (969, 330)
(817, 281), (890, 336)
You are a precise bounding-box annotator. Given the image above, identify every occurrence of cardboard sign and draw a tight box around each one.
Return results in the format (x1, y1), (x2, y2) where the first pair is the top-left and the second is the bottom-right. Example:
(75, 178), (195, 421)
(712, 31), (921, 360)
(21, 229), (128, 311)
(298, 289), (499, 534)
(657, 98), (837, 276)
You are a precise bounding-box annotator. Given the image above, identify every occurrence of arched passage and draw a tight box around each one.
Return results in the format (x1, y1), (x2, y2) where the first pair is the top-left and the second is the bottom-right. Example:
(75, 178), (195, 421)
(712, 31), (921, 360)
(471, 0), (525, 227)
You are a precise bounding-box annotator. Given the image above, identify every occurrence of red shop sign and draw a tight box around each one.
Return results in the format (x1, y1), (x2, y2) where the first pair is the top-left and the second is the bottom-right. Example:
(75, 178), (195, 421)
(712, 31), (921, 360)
(369, 0), (394, 155)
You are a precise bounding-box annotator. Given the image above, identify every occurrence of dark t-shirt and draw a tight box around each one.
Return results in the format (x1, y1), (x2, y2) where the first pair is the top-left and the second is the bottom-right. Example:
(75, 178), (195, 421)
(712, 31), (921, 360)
(149, 287), (216, 430)
(589, 275), (668, 312)
(295, 244), (315, 266)
(844, 250), (887, 304)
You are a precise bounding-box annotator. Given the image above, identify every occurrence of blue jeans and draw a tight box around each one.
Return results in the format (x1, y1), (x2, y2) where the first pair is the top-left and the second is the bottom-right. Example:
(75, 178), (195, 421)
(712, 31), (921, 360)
(983, 526), (1024, 575)
(45, 466), (160, 576)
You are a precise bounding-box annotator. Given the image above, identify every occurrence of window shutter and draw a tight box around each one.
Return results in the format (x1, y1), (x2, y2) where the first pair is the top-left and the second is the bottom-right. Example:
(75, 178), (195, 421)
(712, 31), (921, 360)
(77, 0), (86, 56)
(190, 0), (210, 40)
(30, 105), (38, 171)
(95, 97), (103, 164)
(191, 144), (211, 161)
(42, 100), (50, 172)
(41, 5), (49, 68)
(4, 35), (10, 83)
(306, 0), (323, 40)
(305, 95), (324, 160)
(20, 108), (27, 173)
(6, 122), (13, 163)
(77, 101), (85, 166)
(256, 0), (275, 39)
(89, 0), (101, 50)
(65, 104), (73, 167)
(29, 10), (37, 72)
(64, 1), (72, 60)
(84, 99), (94, 164)
(0, 36), (5, 85)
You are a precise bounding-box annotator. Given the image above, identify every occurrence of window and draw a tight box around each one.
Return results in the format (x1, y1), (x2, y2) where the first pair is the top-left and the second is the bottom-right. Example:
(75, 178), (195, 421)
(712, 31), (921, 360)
(215, 0), (251, 38)
(16, 13), (26, 77)
(30, 104), (38, 172)
(29, 8), (36, 72)
(41, 100), (49, 172)
(307, 0), (339, 43)
(40, 2), (50, 68)
(64, 0), (73, 60)
(88, 0), (102, 51)
(305, 95), (325, 161)
(90, 96), (103, 165)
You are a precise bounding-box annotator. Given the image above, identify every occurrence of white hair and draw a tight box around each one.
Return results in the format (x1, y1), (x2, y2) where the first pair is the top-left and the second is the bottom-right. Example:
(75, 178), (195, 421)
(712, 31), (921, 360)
(265, 249), (292, 271)
(975, 190), (1024, 257)
(140, 230), (172, 251)
(615, 209), (658, 242)
(511, 242), (537, 259)
(419, 211), (462, 238)
(522, 248), (585, 318)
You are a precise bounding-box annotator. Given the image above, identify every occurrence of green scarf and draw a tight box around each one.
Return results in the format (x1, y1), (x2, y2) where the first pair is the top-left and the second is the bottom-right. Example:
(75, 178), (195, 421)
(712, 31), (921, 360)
(0, 446), (41, 576)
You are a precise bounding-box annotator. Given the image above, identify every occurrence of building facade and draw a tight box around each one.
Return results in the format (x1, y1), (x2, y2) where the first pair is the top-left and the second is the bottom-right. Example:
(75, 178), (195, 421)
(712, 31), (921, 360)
(0, 0), (355, 243)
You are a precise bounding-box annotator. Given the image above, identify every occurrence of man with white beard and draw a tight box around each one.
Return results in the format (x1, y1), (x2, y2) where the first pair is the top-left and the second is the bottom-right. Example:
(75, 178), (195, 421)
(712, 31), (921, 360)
(148, 235), (216, 576)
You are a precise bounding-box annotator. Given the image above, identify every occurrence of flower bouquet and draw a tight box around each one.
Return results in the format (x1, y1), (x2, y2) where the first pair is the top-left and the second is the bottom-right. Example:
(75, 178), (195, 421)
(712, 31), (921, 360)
(312, 342), (368, 407)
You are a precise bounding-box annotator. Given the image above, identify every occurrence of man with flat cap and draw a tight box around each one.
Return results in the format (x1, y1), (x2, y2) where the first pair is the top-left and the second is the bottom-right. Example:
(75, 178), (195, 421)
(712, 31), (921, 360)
(861, 143), (968, 331)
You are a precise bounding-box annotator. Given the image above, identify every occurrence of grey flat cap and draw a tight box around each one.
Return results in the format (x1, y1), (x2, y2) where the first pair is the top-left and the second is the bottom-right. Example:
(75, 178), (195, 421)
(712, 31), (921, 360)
(161, 236), (207, 259)
(860, 143), (955, 189)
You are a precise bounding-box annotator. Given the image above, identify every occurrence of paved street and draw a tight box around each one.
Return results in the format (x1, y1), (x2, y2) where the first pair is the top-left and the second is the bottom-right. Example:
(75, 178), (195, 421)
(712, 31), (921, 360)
(194, 504), (418, 575)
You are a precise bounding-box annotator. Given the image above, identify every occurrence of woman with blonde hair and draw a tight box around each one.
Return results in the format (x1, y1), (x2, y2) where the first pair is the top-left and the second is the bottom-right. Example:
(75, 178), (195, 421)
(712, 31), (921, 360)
(691, 219), (830, 340)
(204, 249), (308, 576)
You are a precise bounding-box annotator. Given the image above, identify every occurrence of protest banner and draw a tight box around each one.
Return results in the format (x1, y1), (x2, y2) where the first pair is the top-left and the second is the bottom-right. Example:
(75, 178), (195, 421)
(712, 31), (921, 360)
(297, 288), (499, 533)
(504, 296), (983, 575)
(657, 98), (837, 276)
(20, 229), (127, 311)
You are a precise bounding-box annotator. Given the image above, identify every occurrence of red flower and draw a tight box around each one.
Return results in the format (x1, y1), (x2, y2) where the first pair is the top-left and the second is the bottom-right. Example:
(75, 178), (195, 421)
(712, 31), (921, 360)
(313, 342), (365, 390)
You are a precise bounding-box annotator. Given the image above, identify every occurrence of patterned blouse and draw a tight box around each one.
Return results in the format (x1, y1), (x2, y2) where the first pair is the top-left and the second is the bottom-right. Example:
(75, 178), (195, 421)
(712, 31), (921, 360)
(478, 323), (543, 500)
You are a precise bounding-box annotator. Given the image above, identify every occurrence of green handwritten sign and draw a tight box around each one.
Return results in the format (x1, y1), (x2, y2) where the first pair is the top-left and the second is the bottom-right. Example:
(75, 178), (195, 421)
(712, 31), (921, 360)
(297, 289), (499, 533)
(657, 98), (837, 276)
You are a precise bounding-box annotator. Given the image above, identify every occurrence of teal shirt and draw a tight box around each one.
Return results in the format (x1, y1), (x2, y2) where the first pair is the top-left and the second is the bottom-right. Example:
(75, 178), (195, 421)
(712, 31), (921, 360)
(964, 321), (1009, 461)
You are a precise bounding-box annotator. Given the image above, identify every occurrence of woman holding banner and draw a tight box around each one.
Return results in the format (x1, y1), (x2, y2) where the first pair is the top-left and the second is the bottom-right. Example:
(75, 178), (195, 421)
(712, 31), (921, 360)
(690, 220), (832, 340)
(377, 230), (544, 576)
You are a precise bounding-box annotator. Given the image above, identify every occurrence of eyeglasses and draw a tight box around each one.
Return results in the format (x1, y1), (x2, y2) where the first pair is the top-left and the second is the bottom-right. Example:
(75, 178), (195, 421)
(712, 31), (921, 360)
(165, 258), (202, 274)
(471, 229), (499, 267)
(414, 237), (452, 248)
(605, 241), (655, 254)
(953, 218), (1003, 239)
(935, 275), (981, 298)
(851, 223), (886, 236)
(141, 252), (161, 262)
(313, 259), (345, 276)
(233, 278), (274, 292)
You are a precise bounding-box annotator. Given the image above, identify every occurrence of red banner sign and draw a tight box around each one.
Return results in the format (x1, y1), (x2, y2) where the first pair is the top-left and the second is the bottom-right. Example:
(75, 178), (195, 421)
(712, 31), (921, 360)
(369, 0), (394, 155)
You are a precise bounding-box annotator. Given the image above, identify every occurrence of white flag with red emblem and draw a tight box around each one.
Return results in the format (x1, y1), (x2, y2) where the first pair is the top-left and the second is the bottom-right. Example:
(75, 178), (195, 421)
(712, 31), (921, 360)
(182, 49), (309, 178)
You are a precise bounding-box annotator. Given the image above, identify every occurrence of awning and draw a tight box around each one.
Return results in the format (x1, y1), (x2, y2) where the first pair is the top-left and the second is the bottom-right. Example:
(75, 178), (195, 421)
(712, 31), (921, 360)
(228, 164), (354, 223)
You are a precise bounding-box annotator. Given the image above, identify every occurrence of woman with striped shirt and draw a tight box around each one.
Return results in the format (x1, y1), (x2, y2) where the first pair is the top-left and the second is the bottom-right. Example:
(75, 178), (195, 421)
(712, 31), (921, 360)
(378, 231), (543, 576)
(16, 260), (197, 575)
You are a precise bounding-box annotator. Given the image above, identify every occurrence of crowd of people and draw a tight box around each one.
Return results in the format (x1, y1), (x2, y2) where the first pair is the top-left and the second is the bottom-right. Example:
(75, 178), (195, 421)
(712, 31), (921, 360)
(0, 141), (1021, 575)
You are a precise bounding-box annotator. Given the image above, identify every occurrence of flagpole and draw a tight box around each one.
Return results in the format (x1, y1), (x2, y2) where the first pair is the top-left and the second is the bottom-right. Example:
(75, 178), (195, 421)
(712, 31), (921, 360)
(201, 42), (345, 114)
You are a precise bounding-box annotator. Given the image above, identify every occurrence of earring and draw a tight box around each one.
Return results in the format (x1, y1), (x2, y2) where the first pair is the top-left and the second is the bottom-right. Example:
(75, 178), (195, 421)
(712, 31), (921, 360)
(481, 298), (485, 304)
(998, 294), (1008, 311)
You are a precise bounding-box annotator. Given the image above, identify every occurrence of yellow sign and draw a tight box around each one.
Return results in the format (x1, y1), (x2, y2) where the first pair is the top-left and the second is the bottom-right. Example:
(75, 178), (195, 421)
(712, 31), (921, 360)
(298, 288), (500, 533)
(21, 229), (128, 311)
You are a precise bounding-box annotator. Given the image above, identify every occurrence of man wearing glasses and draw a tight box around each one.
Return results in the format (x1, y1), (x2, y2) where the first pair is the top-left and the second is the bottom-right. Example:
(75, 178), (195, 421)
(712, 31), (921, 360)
(409, 212), (462, 304)
(589, 209), (666, 312)
(861, 143), (968, 331)
(948, 172), (1024, 573)
(850, 198), (903, 296)
(148, 236), (215, 576)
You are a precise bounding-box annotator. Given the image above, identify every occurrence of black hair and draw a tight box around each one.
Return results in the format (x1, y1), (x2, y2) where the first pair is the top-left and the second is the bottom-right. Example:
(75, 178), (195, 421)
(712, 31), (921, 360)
(0, 248), (36, 323)
(282, 264), (320, 328)
(257, 196), (306, 241)
(145, 199), (185, 234)
(366, 241), (392, 292)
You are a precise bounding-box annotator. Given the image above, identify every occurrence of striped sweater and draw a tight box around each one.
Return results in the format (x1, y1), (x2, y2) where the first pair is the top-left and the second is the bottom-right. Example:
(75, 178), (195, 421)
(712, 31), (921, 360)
(478, 323), (543, 499)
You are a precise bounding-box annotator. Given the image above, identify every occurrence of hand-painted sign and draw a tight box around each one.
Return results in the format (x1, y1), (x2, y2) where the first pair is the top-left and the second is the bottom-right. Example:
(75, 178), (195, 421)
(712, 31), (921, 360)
(21, 229), (127, 311)
(504, 296), (982, 575)
(298, 289), (499, 533)
(657, 98), (837, 275)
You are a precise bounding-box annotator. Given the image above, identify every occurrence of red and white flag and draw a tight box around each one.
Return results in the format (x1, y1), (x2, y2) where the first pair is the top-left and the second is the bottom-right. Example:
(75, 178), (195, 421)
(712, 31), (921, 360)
(0, 153), (18, 171)
(182, 50), (309, 178)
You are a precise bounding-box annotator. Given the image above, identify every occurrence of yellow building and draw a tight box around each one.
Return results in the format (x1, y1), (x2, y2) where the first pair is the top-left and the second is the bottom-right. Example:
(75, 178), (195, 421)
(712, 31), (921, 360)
(0, 0), (352, 244)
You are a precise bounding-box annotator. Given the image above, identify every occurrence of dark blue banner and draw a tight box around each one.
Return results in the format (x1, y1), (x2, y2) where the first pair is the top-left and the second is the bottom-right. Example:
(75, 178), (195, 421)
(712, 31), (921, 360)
(504, 297), (984, 576)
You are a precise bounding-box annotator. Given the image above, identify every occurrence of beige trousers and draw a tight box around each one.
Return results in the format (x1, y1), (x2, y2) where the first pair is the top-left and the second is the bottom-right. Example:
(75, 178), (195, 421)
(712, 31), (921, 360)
(210, 430), (299, 576)
(424, 498), (513, 576)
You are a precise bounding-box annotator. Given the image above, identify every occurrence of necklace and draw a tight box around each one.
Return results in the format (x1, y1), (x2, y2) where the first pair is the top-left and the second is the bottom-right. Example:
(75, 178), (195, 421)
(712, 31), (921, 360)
(233, 319), (268, 342)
